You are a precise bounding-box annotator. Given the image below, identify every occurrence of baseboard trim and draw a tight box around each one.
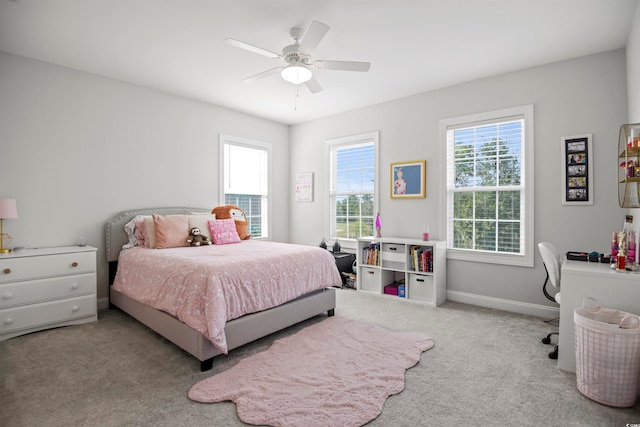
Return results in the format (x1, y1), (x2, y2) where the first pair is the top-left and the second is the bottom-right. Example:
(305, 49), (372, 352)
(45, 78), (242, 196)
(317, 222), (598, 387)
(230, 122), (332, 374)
(97, 297), (110, 311)
(447, 290), (559, 319)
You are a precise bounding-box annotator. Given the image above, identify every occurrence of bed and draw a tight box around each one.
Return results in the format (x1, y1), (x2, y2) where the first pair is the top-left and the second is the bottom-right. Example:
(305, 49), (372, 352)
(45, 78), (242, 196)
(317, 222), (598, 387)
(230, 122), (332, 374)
(106, 207), (340, 371)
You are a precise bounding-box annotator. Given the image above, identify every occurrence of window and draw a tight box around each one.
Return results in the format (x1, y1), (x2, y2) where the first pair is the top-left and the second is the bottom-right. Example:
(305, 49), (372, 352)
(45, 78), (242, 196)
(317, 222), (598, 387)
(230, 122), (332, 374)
(219, 135), (270, 238)
(441, 105), (534, 267)
(326, 131), (379, 248)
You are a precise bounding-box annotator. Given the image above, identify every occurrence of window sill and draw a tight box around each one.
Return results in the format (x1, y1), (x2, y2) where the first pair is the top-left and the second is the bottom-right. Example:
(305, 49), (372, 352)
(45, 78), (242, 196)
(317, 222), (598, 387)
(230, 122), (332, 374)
(335, 238), (357, 251)
(447, 248), (533, 267)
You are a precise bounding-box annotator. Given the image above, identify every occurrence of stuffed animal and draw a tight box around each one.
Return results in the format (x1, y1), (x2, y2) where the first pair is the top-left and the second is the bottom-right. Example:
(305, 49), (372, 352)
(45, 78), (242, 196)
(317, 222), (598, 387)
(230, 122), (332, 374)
(211, 204), (252, 240)
(187, 227), (212, 246)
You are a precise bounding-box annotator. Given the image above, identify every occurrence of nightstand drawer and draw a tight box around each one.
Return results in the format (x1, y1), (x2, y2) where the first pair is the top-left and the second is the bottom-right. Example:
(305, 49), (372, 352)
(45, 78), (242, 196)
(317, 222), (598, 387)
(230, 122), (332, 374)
(0, 295), (96, 335)
(0, 273), (96, 309)
(0, 251), (96, 283)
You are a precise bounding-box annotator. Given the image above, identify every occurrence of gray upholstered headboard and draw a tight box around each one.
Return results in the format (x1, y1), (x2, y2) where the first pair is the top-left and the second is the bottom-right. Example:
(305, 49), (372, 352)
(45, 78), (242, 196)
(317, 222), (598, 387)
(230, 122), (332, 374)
(105, 207), (210, 262)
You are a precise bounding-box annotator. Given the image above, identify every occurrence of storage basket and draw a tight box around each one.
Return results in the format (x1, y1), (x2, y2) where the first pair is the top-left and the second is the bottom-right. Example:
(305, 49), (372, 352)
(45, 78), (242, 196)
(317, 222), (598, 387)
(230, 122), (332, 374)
(574, 298), (640, 407)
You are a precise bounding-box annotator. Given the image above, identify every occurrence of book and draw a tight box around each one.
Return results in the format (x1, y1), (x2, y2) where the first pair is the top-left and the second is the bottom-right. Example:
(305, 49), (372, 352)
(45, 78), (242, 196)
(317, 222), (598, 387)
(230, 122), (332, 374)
(363, 242), (380, 266)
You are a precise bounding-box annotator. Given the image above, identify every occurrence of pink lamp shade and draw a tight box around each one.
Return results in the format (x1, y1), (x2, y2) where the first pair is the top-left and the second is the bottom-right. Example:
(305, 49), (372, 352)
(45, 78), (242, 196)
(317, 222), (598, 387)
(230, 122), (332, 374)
(0, 199), (18, 219)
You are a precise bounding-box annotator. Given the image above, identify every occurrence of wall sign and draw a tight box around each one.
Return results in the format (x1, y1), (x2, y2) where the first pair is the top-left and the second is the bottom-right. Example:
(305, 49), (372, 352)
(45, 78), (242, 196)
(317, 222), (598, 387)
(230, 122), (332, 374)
(295, 172), (313, 202)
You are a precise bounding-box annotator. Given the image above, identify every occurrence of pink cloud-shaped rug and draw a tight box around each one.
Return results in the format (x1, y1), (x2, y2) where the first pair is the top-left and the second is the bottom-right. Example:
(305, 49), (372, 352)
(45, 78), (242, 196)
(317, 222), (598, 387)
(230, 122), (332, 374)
(188, 315), (434, 427)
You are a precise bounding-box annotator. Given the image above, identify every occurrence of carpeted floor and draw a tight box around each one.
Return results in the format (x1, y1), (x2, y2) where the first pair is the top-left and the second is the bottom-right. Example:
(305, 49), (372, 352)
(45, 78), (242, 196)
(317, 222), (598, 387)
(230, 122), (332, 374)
(1, 288), (639, 426)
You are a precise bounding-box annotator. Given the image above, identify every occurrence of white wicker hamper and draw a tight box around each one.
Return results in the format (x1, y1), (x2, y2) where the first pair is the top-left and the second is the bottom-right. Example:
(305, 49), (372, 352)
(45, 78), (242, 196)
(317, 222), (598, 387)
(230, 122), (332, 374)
(574, 300), (640, 407)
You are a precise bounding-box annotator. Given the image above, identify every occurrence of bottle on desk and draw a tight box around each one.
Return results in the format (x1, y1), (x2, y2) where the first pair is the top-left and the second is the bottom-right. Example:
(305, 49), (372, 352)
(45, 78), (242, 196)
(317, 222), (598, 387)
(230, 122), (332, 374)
(628, 231), (636, 265)
(612, 232), (619, 258)
(618, 252), (626, 271)
(617, 231), (627, 271)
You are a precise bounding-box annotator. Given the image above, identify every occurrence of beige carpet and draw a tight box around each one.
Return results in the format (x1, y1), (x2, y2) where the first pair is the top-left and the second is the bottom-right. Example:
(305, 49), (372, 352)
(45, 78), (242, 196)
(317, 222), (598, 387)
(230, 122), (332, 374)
(2, 289), (640, 426)
(189, 316), (433, 426)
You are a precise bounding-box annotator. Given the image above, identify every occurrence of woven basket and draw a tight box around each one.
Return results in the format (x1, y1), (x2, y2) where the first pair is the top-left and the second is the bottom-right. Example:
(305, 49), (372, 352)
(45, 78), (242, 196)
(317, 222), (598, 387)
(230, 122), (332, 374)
(574, 299), (640, 407)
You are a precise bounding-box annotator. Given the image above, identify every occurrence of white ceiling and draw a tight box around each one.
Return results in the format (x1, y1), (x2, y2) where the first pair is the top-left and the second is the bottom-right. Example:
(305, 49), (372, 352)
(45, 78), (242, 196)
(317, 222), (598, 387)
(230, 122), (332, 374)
(0, 0), (637, 125)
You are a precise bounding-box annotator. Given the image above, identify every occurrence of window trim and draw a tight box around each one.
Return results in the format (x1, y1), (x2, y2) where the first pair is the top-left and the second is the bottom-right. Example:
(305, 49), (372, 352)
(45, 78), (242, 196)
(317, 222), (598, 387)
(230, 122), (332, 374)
(219, 134), (272, 240)
(325, 131), (379, 250)
(440, 105), (534, 267)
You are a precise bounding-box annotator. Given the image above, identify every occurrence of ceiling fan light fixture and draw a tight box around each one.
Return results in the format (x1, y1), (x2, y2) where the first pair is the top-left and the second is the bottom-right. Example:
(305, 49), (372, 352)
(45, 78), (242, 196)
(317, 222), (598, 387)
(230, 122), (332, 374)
(281, 65), (312, 84)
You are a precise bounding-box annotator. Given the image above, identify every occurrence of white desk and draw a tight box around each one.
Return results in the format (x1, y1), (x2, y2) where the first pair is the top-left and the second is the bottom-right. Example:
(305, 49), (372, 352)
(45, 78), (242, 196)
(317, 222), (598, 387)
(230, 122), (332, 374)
(558, 259), (640, 372)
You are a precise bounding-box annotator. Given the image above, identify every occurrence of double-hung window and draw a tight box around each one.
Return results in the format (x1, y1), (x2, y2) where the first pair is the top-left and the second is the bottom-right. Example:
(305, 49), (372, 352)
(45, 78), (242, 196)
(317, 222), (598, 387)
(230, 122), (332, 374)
(442, 105), (534, 267)
(326, 131), (379, 248)
(219, 135), (270, 239)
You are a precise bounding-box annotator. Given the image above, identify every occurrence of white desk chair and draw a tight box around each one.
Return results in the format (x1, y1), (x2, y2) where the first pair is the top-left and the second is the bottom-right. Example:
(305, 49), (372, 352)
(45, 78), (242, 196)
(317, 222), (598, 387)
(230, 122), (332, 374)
(538, 242), (562, 359)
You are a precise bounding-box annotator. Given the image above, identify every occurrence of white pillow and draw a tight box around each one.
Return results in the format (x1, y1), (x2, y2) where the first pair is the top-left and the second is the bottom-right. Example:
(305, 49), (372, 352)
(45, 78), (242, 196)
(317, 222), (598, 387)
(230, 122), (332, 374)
(144, 217), (157, 248)
(188, 214), (216, 239)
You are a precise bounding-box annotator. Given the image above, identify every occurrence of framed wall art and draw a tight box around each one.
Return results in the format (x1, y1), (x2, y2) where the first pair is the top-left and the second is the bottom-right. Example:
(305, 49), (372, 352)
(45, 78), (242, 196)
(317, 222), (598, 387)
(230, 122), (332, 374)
(561, 134), (593, 205)
(295, 172), (313, 202)
(390, 160), (426, 199)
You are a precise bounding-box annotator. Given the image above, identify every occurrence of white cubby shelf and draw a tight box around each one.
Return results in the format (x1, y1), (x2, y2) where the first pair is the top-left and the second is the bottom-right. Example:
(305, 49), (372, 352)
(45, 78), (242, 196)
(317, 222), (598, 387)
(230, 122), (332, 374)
(356, 237), (446, 307)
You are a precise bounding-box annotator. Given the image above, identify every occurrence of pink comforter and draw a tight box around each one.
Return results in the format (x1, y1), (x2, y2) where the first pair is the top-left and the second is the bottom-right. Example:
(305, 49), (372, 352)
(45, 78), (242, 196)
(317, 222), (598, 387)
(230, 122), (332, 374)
(112, 241), (342, 353)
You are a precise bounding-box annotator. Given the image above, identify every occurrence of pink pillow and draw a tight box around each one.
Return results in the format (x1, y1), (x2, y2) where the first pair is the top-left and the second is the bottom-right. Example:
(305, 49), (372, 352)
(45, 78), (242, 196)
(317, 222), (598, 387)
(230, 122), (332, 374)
(153, 214), (189, 249)
(209, 218), (241, 245)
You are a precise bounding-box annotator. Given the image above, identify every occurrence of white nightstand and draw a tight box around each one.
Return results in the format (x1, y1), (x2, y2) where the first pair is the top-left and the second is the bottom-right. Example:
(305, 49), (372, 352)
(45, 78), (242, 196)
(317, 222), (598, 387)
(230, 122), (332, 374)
(0, 246), (97, 341)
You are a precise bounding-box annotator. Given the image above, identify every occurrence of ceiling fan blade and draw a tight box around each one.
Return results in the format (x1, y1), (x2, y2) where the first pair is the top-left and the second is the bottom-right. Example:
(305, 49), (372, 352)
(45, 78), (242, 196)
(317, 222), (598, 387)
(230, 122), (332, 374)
(298, 21), (330, 55)
(224, 38), (281, 59)
(304, 76), (323, 94)
(242, 67), (283, 83)
(312, 60), (371, 72)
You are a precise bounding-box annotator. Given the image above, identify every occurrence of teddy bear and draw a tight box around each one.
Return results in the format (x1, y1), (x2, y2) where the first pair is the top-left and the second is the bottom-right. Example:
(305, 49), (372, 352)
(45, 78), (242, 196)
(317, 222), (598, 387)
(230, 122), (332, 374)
(187, 227), (212, 246)
(211, 204), (252, 240)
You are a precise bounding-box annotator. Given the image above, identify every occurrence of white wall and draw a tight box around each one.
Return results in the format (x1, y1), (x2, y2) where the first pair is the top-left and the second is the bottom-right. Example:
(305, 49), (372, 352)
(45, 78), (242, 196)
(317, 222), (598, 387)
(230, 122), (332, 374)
(628, 1), (640, 122)
(290, 49), (628, 315)
(626, 3), (640, 239)
(0, 52), (290, 303)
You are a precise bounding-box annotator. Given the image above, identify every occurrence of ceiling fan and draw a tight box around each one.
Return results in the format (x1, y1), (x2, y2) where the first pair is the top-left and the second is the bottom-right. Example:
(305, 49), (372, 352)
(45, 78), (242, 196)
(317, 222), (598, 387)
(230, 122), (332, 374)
(224, 20), (370, 93)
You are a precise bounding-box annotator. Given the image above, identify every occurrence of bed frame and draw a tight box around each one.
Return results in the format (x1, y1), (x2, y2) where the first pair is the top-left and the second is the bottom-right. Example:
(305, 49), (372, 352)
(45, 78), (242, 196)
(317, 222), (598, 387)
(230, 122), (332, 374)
(106, 207), (336, 371)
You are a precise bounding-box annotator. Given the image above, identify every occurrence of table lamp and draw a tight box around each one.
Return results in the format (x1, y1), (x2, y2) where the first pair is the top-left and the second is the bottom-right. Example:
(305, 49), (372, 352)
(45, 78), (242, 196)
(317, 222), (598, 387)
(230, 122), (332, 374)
(0, 199), (18, 253)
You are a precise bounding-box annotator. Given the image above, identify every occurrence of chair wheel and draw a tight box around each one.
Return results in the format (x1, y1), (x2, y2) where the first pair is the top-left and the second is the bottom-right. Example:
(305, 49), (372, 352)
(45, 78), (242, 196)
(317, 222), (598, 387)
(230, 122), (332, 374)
(542, 337), (551, 344)
(549, 346), (558, 360)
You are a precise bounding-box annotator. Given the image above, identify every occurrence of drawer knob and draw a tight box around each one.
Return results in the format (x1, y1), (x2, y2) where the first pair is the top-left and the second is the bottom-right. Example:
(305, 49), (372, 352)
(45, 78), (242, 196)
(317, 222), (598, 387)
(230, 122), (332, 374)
(368, 271), (374, 275)
(72, 305), (80, 312)
(2, 292), (11, 300)
(3, 268), (10, 274)
(4, 318), (12, 325)
(71, 262), (78, 268)
(71, 283), (79, 290)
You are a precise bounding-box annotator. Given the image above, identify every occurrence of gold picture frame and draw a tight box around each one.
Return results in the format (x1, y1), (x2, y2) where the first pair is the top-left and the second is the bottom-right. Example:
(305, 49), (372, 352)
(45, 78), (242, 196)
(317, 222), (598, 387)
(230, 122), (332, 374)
(390, 160), (426, 199)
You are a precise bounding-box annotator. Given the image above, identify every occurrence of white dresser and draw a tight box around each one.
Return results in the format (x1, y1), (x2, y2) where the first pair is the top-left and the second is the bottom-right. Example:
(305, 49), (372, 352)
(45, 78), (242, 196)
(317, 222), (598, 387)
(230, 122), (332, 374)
(0, 246), (97, 341)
